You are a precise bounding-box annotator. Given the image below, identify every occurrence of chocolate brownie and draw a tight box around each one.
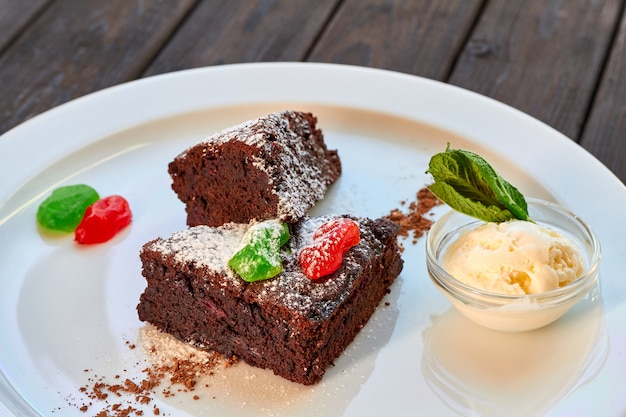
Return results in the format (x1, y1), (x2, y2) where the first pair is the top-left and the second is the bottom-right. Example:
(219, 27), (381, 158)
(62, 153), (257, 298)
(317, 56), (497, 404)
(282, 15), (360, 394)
(168, 111), (342, 227)
(136, 215), (403, 385)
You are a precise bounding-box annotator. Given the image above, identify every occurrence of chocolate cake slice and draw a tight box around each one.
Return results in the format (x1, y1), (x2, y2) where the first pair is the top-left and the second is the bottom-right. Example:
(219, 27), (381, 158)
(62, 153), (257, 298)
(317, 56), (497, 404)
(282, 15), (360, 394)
(168, 110), (342, 227)
(137, 215), (403, 385)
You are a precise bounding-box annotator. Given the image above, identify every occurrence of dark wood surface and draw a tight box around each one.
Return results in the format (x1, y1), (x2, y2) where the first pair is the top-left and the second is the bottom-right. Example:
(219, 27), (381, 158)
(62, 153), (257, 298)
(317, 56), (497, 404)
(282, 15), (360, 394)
(1, 0), (625, 184)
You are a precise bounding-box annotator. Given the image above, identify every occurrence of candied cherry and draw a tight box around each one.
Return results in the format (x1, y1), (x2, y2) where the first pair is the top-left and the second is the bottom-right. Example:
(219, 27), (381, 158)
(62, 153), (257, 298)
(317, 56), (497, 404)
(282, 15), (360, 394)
(36, 184), (100, 232)
(75, 195), (132, 244)
(299, 218), (360, 280)
(228, 220), (290, 282)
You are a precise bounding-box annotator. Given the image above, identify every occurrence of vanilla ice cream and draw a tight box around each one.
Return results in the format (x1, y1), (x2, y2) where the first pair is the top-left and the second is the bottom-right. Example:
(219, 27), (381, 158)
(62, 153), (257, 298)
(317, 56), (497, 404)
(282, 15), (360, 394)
(441, 220), (584, 295)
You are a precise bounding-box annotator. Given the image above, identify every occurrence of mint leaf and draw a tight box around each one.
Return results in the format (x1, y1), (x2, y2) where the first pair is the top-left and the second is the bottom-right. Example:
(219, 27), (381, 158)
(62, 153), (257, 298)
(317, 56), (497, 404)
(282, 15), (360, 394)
(426, 146), (530, 222)
(428, 182), (515, 222)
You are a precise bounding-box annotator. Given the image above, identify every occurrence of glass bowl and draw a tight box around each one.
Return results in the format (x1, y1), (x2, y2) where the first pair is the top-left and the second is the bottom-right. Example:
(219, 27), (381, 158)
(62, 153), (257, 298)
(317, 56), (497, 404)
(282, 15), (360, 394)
(425, 198), (601, 332)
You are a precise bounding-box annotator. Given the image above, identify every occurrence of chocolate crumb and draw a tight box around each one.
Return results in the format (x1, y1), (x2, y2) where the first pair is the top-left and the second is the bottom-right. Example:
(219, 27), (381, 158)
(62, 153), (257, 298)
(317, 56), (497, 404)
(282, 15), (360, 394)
(66, 331), (237, 417)
(385, 186), (441, 246)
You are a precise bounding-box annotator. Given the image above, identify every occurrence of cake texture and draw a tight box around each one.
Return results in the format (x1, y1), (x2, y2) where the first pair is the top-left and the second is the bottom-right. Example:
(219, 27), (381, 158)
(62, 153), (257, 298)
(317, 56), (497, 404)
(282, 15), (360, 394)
(168, 110), (342, 227)
(136, 215), (403, 385)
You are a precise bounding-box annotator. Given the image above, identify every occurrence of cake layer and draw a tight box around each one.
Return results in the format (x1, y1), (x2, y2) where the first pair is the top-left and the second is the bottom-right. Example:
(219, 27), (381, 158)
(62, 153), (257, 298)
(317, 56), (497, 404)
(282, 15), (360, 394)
(168, 111), (341, 227)
(137, 215), (403, 385)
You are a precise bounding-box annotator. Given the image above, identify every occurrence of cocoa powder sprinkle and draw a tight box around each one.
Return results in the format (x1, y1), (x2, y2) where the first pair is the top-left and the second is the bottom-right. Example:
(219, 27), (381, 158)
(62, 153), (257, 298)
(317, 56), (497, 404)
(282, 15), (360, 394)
(68, 332), (237, 417)
(384, 186), (441, 246)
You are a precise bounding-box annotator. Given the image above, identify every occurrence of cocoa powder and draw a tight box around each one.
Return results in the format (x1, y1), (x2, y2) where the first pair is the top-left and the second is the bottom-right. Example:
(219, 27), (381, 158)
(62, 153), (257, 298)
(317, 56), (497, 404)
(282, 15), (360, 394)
(69, 332), (237, 417)
(385, 186), (441, 246)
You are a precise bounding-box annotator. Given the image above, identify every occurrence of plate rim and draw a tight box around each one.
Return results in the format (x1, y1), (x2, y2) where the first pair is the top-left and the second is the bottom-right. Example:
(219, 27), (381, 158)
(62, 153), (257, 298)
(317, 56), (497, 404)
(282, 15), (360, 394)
(2, 62), (624, 209)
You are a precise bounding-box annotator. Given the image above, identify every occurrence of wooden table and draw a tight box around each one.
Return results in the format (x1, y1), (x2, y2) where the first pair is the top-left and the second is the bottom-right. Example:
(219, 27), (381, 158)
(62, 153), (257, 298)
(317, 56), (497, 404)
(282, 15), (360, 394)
(1, 0), (625, 185)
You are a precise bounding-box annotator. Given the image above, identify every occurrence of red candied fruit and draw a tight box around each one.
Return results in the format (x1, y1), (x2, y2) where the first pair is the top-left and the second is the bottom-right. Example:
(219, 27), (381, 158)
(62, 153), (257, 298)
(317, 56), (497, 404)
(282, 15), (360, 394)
(75, 195), (132, 244)
(299, 218), (360, 280)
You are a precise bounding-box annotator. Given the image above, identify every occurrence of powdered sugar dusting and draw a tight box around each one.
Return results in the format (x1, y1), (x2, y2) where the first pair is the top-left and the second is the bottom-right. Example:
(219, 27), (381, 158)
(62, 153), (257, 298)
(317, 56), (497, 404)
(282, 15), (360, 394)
(140, 324), (225, 369)
(143, 215), (390, 320)
(255, 216), (382, 319)
(177, 110), (338, 223)
(144, 223), (249, 285)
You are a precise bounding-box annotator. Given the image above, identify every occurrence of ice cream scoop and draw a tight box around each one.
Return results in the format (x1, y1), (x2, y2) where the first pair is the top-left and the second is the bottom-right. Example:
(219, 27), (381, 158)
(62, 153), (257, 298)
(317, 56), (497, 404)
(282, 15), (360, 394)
(441, 220), (584, 295)
(426, 199), (601, 332)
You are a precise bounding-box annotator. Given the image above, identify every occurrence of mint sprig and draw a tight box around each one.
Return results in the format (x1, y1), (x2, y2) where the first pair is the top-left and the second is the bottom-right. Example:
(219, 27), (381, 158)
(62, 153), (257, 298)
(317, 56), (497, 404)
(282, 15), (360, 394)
(426, 146), (530, 222)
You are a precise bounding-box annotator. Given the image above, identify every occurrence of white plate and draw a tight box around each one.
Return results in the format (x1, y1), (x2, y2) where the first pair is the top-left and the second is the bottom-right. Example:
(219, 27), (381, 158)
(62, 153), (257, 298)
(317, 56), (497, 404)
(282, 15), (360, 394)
(1, 63), (625, 417)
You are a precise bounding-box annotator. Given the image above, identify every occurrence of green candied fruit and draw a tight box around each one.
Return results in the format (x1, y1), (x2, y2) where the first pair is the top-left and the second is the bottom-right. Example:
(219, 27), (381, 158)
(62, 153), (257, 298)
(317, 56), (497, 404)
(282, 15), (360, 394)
(228, 219), (290, 282)
(36, 184), (100, 232)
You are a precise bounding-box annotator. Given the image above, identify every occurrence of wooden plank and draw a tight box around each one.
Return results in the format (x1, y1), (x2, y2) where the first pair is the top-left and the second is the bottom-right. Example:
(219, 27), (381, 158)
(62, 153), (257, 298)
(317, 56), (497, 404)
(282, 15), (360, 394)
(307, 0), (484, 80)
(579, 9), (626, 184)
(0, 0), (50, 53)
(143, 0), (341, 77)
(0, 0), (196, 135)
(448, 0), (622, 142)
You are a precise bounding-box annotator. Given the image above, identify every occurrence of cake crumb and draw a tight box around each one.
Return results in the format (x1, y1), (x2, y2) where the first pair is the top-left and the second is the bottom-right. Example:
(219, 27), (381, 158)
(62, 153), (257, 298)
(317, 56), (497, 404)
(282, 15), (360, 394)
(66, 328), (237, 417)
(385, 186), (441, 246)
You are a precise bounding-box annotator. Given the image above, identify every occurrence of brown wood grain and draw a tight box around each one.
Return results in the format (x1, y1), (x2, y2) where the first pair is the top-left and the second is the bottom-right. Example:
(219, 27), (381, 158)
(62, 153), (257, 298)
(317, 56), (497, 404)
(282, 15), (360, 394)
(0, 0), (50, 53)
(448, 0), (621, 142)
(580, 7), (626, 184)
(0, 0), (624, 183)
(143, 0), (340, 77)
(0, 0), (196, 135)
(307, 0), (483, 80)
